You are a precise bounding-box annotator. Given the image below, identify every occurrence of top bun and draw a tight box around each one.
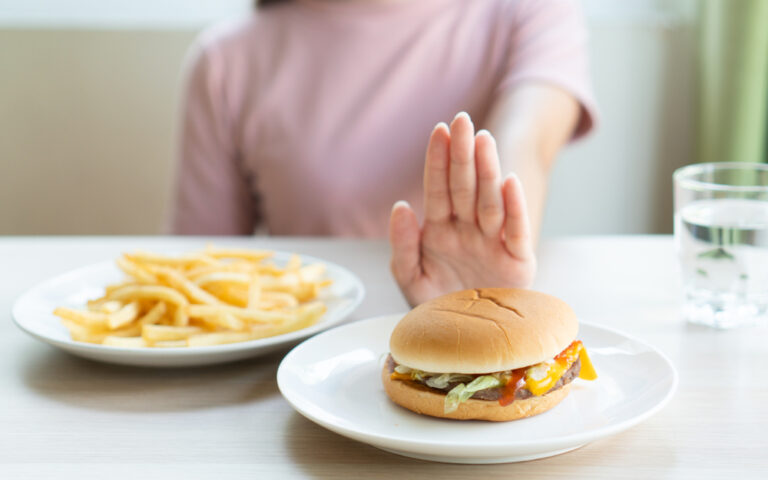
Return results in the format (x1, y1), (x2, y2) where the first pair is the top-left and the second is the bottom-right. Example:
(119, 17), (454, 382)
(389, 288), (578, 374)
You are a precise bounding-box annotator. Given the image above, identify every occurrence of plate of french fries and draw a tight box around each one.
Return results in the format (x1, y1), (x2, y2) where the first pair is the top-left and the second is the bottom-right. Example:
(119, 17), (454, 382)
(12, 246), (364, 367)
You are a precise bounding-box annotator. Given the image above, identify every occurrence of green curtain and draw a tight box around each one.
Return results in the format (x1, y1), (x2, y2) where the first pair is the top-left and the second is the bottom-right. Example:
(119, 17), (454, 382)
(698, 0), (768, 164)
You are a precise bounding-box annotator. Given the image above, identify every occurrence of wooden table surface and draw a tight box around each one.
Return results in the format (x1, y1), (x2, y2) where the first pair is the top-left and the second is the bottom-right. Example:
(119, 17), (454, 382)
(1, 236), (766, 479)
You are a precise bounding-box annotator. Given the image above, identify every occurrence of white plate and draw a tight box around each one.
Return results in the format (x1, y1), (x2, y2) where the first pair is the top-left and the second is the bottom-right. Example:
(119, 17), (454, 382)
(277, 314), (678, 464)
(12, 252), (364, 367)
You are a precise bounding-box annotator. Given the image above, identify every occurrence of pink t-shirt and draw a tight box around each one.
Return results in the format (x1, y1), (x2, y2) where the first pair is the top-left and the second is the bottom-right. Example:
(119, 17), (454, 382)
(171, 0), (596, 237)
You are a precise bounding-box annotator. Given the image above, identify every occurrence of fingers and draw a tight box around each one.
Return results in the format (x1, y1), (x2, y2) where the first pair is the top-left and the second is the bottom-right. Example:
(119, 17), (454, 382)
(475, 130), (504, 236)
(423, 123), (452, 223)
(502, 174), (534, 260)
(449, 112), (476, 223)
(425, 113), (503, 236)
(389, 200), (422, 287)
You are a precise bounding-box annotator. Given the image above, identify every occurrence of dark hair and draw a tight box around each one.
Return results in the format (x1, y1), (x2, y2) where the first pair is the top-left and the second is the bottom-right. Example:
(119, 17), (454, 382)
(255, 0), (289, 7)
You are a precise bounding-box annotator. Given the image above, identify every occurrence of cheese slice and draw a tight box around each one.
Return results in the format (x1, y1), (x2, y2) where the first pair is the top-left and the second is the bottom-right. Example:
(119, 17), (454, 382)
(524, 341), (596, 396)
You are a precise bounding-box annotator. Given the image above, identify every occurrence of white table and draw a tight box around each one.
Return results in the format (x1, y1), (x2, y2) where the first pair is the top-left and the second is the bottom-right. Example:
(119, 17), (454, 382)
(1, 236), (766, 478)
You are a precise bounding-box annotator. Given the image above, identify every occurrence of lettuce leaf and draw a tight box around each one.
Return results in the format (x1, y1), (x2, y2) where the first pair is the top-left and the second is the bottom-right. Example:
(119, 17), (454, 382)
(425, 373), (474, 389)
(444, 375), (503, 414)
(394, 365), (426, 381)
(393, 365), (474, 386)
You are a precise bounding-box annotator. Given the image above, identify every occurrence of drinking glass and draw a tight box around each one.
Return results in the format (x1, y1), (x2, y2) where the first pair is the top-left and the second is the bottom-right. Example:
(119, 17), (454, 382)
(674, 162), (768, 329)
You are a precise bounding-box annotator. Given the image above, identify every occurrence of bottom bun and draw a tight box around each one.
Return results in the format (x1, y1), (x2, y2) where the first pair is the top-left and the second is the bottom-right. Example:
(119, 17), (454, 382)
(382, 365), (570, 422)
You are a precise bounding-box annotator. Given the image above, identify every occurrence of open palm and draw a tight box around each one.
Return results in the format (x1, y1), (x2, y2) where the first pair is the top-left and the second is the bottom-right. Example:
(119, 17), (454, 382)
(389, 112), (536, 307)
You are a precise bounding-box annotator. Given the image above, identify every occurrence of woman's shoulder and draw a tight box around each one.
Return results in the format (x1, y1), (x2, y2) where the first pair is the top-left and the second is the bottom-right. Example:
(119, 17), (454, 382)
(195, 3), (301, 55)
(193, 16), (261, 57)
(187, 10), (289, 85)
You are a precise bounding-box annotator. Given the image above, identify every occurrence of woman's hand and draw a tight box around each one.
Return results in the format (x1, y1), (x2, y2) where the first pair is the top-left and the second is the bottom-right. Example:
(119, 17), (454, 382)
(388, 112), (536, 307)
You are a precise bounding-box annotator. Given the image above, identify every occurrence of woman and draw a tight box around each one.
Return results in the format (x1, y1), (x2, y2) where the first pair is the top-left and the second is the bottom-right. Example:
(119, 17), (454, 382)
(171, 0), (596, 306)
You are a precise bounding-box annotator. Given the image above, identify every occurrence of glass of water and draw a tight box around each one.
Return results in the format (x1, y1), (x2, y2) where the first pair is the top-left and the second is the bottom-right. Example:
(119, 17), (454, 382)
(674, 162), (768, 329)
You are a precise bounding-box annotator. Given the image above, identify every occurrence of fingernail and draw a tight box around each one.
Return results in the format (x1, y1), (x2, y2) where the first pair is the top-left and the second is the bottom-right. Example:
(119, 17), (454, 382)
(453, 111), (471, 122)
(392, 200), (410, 211)
(476, 129), (491, 137)
(433, 122), (448, 132)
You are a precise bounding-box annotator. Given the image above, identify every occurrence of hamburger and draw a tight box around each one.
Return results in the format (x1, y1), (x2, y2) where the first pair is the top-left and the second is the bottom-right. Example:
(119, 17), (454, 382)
(382, 288), (597, 421)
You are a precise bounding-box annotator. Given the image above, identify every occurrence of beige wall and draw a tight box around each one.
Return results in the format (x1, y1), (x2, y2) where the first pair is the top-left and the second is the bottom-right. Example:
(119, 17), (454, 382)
(0, 15), (695, 236)
(0, 29), (196, 234)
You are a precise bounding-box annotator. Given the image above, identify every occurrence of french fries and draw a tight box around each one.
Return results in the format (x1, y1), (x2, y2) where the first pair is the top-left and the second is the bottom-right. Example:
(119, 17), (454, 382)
(54, 247), (331, 348)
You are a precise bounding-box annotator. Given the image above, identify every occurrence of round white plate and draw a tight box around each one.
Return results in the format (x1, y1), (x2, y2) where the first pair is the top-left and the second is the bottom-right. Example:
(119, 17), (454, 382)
(277, 314), (678, 464)
(12, 252), (365, 367)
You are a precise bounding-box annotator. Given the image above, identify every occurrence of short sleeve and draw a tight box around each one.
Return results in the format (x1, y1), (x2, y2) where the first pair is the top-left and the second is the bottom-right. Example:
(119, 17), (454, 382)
(169, 35), (256, 235)
(497, 0), (598, 139)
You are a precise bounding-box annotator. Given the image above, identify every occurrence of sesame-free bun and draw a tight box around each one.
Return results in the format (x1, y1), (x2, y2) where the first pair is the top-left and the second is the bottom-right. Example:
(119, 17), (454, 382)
(382, 364), (571, 421)
(389, 288), (578, 374)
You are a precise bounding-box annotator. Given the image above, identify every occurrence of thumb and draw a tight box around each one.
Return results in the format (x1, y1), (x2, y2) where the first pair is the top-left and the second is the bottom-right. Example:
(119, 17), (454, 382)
(388, 200), (421, 287)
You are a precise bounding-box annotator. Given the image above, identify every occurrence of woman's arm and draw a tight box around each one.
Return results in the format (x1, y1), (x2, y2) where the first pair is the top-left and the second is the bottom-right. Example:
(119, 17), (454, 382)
(483, 82), (581, 241)
(389, 0), (595, 306)
(170, 42), (255, 235)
